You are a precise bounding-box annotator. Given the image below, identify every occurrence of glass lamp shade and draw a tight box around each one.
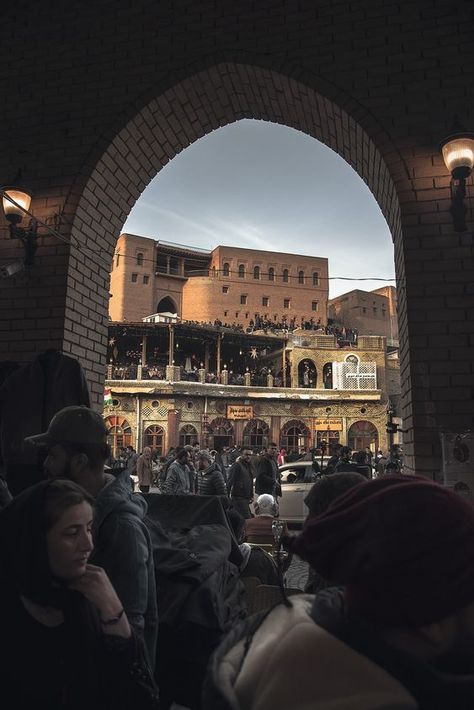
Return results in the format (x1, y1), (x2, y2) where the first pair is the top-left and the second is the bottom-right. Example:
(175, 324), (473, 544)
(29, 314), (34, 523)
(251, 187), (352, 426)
(2, 187), (32, 224)
(441, 134), (474, 179)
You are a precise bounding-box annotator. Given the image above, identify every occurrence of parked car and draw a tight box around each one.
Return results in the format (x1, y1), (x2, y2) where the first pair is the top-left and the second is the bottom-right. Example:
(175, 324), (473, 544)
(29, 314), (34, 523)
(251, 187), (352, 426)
(279, 458), (331, 483)
(277, 458), (331, 525)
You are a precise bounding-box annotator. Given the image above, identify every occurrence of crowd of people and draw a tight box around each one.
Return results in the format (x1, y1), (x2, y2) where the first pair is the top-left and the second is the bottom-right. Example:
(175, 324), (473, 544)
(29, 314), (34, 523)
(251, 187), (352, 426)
(3, 405), (473, 709)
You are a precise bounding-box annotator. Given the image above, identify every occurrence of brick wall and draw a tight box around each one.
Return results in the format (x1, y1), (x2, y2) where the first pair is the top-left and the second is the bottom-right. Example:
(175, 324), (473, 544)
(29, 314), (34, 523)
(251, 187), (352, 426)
(182, 245), (328, 325)
(1, 0), (473, 475)
(328, 289), (392, 338)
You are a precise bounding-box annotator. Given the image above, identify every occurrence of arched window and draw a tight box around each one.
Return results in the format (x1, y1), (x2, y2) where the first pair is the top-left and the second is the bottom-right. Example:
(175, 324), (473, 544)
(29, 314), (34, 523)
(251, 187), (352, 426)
(223, 262), (230, 277)
(347, 421), (378, 453)
(136, 253), (144, 266)
(282, 268), (289, 283)
(104, 415), (132, 457)
(144, 425), (164, 454)
(179, 424), (199, 446)
(243, 418), (270, 449)
(253, 265), (260, 280)
(313, 272), (319, 286)
(280, 420), (310, 454)
(238, 264), (245, 278)
(211, 265), (216, 277)
(323, 362), (333, 389)
(298, 270), (305, 284)
(268, 267), (275, 281)
(209, 417), (234, 449)
(298, 359), (317, 388)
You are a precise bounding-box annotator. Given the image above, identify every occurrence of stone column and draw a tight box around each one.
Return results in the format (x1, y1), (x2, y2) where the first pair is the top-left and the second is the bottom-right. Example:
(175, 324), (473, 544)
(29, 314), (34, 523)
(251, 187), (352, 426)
(244, 371), (251, 387)
(198, 368), (206, 384)
(220, 368), (228, 385)
(267, 372), (274, 388)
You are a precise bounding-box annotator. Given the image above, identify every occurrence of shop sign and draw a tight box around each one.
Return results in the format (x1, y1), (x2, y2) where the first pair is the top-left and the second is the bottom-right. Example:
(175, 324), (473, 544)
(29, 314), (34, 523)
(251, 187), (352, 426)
(227, 405), (253, 420)
(314, 418), (343, 431)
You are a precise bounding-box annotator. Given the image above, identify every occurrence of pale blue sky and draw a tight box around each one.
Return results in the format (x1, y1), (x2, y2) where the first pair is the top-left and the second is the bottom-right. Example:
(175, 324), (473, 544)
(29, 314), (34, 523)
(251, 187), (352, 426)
(123, 119), (395, 299)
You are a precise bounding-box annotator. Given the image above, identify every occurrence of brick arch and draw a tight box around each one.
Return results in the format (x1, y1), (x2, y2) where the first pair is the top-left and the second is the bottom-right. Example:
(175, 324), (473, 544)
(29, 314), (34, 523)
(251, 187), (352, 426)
(63, 62), (403, 406)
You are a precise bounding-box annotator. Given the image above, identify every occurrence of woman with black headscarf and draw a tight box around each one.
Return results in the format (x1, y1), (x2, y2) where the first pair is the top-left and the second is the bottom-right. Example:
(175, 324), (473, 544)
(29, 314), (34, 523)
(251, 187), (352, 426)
(0, 479), (159, 710)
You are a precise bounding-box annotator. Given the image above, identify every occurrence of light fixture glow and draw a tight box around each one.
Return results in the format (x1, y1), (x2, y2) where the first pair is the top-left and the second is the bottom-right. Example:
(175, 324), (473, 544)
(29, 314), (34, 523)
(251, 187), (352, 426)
(441, 136), (474, 179)
(2, 186), (32, 224)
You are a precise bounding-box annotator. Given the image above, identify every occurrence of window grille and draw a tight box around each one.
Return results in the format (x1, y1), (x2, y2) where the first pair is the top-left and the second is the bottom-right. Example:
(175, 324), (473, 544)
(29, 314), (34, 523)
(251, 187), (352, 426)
(332, 361), (377, 390)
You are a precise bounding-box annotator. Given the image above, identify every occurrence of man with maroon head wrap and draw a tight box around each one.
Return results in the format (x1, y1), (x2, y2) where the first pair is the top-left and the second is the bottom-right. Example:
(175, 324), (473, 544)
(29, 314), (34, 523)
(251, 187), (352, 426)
(204, 475), (474, 710)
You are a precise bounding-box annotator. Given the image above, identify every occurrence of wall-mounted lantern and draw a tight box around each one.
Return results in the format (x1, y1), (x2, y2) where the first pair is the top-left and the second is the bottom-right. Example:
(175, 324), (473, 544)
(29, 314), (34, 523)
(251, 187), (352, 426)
(440, 126), (474, 232)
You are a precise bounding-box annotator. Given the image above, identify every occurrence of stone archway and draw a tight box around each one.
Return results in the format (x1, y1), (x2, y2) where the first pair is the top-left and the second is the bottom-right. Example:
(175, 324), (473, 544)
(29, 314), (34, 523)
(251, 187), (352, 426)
(156, 296), (177, 314)
(348, 421), (379, 453)
(62, 62), (404, 410)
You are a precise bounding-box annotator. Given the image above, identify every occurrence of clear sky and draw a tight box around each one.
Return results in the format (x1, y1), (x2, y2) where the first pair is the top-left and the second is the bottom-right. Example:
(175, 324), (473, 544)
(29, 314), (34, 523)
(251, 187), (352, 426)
(123, 119), (395, 299)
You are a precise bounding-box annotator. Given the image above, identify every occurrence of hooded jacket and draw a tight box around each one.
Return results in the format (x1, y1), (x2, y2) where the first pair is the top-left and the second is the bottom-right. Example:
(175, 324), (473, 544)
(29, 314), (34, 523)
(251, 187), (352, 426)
(197, 462), (227, 497)
(91, 470), (158, 668)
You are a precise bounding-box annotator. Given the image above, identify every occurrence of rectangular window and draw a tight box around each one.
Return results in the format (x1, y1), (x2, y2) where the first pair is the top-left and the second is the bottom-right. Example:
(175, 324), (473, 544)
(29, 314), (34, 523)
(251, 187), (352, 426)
(312, 301), (318, 311)
(373, 307), (377, 315)
(222, 286), (229, 294)
(131, 273), (138, 283)
(283, 298), (290, 309)
(382, 310), (386, 318)
(143, 275), (149, 284)
(235, 311), (239, 318)
(240, 294), (247, 305)
(362, 307), (367, 314)
(262, 296), (269, 307)
(224, 310), (228, 317)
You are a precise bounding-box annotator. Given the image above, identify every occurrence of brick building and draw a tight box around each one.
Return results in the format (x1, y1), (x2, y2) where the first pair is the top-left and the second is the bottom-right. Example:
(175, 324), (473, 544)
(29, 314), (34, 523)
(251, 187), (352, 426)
(110, 233), (329, 327)
(104, 326), (400, 456)
(328, 287), (398, 344)
(1, 1), (473, 477)
(109, 234), (211, 322)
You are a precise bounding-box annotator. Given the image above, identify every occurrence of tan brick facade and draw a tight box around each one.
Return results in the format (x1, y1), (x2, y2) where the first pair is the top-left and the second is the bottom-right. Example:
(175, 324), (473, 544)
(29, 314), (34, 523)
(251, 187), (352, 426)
(183, 245), (328, 326)
(329, 289), (397, 341)
(110, 236), (328, 327)
(1, 2), (473, 476)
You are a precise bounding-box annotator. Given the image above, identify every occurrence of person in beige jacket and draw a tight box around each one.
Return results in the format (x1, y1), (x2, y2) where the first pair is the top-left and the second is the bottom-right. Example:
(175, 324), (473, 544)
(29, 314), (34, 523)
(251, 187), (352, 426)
(204, 475), (474, 710)
(137, 447), (153, 493)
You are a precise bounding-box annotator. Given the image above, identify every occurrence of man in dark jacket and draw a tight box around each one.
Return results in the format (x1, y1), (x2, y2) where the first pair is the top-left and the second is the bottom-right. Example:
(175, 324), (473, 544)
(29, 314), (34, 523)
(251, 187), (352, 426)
(161, 447), (193, 495)
(25, 405), (158, 668)
(255, 442), (281, 498)
(226, 448), (254, 519)
(197, 450), (227, 497)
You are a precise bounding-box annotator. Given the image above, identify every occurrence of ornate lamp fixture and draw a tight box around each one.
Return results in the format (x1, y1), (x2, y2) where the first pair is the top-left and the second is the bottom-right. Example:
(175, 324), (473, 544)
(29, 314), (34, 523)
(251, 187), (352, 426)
(1, 184), (37, 266)
(440, 125), (474, 232)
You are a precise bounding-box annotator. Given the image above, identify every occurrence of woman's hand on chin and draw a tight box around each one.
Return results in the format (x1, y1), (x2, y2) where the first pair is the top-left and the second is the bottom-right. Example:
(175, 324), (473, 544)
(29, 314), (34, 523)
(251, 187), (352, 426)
(69, 564), (131, 638)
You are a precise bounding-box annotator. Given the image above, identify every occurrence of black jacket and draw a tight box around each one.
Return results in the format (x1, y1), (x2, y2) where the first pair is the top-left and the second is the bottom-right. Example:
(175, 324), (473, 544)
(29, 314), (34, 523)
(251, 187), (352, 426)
(197, 462), (227, 496)
(255, 456), (281, 496)
(227, 459), (254, 499)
